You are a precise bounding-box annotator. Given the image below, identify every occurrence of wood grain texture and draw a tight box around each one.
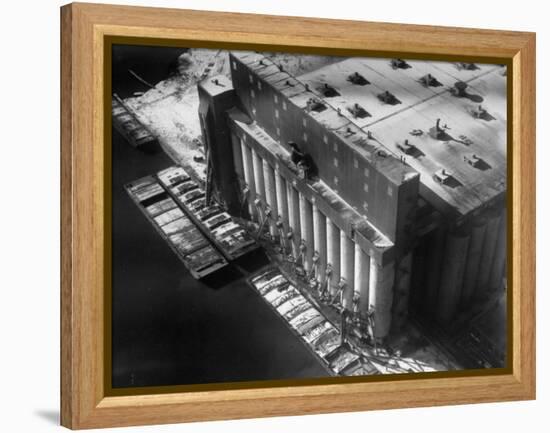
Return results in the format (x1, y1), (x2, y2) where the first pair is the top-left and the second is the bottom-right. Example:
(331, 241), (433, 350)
(60, 2), (536, 429)
(60, 4), (74, 429)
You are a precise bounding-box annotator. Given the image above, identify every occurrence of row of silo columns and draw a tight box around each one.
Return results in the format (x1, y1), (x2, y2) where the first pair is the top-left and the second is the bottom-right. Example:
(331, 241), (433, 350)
(413, 205), (507, 324)
(232, 133), (397, 339)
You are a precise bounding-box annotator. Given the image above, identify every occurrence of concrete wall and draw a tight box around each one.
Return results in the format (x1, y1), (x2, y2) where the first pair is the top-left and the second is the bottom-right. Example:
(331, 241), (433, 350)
(436, 229), (471, 324)
(489, 206), (507, 290)
(391, 251), (413, 332)
(198, 80), (240, 213)
(229, 52), (419, 245)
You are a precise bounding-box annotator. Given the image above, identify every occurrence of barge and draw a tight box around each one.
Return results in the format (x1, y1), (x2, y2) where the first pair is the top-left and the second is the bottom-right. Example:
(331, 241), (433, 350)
(125, 175), (228, 279)
(156, 166), (258, 261)
(249, 268), (369, 377)
(112, 93), (159, 152)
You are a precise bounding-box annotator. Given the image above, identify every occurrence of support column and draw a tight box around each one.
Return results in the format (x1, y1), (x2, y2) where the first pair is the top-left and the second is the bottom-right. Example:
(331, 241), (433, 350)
(326, 220), (341, 296)
(424, 226), (446, 315)
(436, 229), (470, 324)
(489, 206), (507, 290)
(340, 231), (355, 310)
(312, 201), (327, 282)
(391, 251), (413, 332)
(410, 241), (428, 310)
(275, 166), (289, 252)
(251, 148), (265, 223)
(299, 193), (314, 273)
(288, 183), (301, 261)
(240, 141), (256, 221)
(461, 218), (487, 307)
(262, 159), (278, 238)
(476, 211), (501, 295)
(231, 136), (245, 218)
(230, 133), (244, 182)
(355, 244), (371, 313)
(368, 260), (396, 339)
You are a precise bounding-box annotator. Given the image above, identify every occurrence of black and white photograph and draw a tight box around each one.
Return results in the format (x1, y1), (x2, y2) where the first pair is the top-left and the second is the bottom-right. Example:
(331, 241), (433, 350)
(111, 45), (508, 389)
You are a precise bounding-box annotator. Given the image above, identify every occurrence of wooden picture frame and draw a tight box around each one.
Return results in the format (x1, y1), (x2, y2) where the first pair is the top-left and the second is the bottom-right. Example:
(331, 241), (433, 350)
(61, 2), (536, 429)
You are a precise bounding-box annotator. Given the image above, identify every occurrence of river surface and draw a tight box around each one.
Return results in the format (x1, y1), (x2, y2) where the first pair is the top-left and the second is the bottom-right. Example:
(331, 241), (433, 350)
(111, 44), (327, 388)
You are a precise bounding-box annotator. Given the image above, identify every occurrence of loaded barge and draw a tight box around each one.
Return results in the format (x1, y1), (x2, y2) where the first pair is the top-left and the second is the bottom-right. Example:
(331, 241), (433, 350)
(112, 93), (159, 152)
(249, 268), (373, 377)
(125, 175), (228, 279)
(156, 166), (258, 262)
(125, 165), (259, 279)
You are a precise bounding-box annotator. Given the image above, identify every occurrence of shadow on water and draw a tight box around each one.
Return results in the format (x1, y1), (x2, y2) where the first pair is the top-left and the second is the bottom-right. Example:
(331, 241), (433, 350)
(201, 266), (243, 289)
(233, 249), (271, 274)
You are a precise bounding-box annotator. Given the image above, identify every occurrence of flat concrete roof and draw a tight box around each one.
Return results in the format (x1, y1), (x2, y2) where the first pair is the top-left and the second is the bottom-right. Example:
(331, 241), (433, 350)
(297, 57), (500, 128)
(232, 51), (507, 216)
(297, 57), (506, 216)
(366, 69), (506, 216)
(198, 74), (233, 97)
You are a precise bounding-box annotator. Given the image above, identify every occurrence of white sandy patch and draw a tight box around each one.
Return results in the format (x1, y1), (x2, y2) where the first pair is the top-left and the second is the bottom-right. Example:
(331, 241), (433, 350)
(123, 49), (339, 181)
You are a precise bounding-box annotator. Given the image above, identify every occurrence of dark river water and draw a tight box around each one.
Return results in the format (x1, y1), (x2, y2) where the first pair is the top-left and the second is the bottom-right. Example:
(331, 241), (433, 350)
(111, 44), (327, 388)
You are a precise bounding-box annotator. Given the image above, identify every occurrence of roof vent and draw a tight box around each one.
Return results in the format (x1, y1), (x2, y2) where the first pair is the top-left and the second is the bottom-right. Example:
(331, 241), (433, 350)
(419, 73), (442, 87)
(306, 98), (326, 113)
(347, 72), (370, 86)
(433, 168), (452, 184)
(319, 83), (340, 97)
(347, 103), (371, 119)
(377, 90), (401, 105)
(464, 154), (491, 170)
(457, 62), (479, 71)
(390, 59), (411, 69)
(470, 105), (495, 121)
(429, 118), (452, 140)
(450, 81), (468, 97)
(397, 139), (417, 155)
(432, 168), (462, 188)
